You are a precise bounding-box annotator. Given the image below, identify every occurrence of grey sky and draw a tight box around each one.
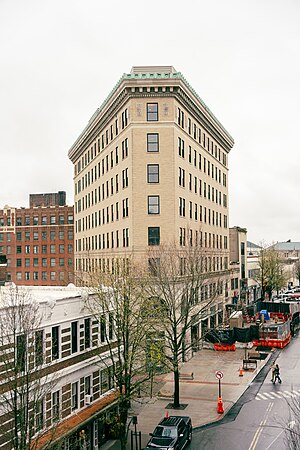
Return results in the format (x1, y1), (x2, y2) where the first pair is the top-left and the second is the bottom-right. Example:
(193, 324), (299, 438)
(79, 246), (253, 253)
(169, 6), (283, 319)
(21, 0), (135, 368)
(1, 0), (299, 244)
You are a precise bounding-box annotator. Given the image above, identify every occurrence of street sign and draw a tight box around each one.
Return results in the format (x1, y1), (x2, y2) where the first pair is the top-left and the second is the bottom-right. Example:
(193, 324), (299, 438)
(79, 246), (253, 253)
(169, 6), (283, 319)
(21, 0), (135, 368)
(215, 371), (224, 380)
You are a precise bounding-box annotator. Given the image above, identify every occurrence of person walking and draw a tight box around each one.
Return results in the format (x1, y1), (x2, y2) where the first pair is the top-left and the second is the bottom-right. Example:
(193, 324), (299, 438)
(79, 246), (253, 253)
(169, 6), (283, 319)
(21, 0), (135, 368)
(270, 362), (276, 383)
(273, 364), (282, 384)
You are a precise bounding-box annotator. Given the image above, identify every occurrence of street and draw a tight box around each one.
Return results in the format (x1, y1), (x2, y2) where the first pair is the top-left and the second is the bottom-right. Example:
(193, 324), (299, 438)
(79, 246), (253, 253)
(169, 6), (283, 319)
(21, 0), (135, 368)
(191, 332), (300, 450)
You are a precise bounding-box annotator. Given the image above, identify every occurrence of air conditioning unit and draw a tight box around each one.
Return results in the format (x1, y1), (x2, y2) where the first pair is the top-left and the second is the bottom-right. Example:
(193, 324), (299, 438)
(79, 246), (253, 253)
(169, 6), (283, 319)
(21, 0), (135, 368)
(85, 394), (92, 405)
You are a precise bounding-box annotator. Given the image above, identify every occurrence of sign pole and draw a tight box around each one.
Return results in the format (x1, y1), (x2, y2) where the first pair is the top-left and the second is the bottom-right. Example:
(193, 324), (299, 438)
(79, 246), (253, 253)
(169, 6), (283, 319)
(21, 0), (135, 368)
(216, 371), (224, 414)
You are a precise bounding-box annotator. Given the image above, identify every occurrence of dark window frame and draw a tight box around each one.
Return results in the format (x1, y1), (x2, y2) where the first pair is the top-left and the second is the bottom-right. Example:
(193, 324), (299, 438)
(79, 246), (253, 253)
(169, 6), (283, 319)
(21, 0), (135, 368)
(147, 103), (158, 121)
(147, 133), (159, 152)
(147, 164), (159, 183)
(148, 227), (160, 246)
(148, 195), (160, 214)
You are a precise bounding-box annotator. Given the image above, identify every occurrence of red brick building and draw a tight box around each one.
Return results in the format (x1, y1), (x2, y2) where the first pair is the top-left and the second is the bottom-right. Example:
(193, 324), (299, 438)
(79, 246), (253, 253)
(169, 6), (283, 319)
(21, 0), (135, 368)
(0, 193), (74, 286)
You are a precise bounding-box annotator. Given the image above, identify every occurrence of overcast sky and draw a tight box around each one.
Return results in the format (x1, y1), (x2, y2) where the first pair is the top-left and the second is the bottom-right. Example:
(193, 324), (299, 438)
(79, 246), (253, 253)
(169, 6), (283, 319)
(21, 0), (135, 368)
(1, 0), (299, 244)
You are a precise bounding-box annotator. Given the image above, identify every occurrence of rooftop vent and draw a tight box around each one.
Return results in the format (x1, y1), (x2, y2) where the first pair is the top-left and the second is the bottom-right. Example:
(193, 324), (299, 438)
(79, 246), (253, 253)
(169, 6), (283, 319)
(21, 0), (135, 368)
(130, 66), (177, 74)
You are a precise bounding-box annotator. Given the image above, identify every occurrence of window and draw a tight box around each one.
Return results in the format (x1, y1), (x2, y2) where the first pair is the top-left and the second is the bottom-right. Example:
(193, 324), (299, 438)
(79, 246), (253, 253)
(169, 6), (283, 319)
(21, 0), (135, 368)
(50, 231), (56, 240)
(179, 197), (186, 217)
(50, 258), (56, 267)
(109, 313), (114, 340)
(148, 257), (160, 276)
(85, 376), (91, 396)
(178, 167), (185, 187)
(147, 133), (159, 152)
(35, 330), (44, 366)
(121, 108), (128, 128)
(59, 244), (65, 253)
(178, 137), (185, 158)
(33, 216), (38, 225)
(147, 103), (158, 121)
(122, 168), (128, 188)
(100, 316), (106, 343)
(147, 164), (159, 183)
(71, 382), (78, 411)
(33, 245), (39, 254)
(35, 398), (44, 431)
(52, 391), (60, 422)
(42, 231), (47, 240)
(33, 258), (38, 267)
(71, 321), (78, 353)
(59, 215), (64, 224)
(42, 216), (47, 225)
(59, 231), (64, 240)
(50, 216), (56, 225)
(42, 245), (47, 253)
(16, 334), (26, 372)
(25, 232), (30, 241)
(84, 318), (91, 349)
(122, 138), (128, 159)
(148, 196), (160, 214)
(17, 245), (22, 254)
(16, 258), (22, 267)
(52, 326), (59, 360)
(148, 227), (160, 246)
(16, 232), (22, 241)
(122, 198), (129, 218)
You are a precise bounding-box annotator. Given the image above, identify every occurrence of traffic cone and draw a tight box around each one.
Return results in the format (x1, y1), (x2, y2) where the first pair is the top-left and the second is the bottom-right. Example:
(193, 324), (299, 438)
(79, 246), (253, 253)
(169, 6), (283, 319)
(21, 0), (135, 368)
(165, 410), (168, 418)
(239, 367), (243, 377)
(217, 396), (224, 414)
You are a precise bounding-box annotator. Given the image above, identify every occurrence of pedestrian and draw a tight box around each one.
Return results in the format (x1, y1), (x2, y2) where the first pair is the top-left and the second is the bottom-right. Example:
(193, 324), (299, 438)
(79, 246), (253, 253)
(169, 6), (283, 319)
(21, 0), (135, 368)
(270, 362), (276, 383)
(273, 364), (282, 384)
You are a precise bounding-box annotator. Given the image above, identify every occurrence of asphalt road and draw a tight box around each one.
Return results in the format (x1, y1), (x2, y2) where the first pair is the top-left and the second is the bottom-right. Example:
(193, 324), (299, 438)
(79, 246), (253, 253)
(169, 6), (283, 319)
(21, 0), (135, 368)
(191, 332), (300, 450)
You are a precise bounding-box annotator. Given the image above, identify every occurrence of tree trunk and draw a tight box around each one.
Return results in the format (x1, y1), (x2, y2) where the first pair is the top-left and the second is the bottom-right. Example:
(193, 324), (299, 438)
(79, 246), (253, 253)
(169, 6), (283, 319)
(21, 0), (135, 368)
(119, 397), (129, 450)
(173, 366), (180, 408)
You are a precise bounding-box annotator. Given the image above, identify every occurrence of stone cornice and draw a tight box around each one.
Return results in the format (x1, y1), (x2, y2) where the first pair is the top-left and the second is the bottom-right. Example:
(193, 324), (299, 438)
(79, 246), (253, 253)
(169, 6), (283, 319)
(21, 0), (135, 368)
(68, 78), (234, 162)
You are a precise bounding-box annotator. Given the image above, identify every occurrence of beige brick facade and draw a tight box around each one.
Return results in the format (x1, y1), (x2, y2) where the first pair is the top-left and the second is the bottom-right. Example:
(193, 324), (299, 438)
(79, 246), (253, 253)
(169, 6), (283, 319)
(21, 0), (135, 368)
(68, 67), (234, 285)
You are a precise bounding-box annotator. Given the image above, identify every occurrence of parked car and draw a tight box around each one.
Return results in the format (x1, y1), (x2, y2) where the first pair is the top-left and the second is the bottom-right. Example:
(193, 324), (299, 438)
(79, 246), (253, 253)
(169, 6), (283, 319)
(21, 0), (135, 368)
(146, 415), (192, 449)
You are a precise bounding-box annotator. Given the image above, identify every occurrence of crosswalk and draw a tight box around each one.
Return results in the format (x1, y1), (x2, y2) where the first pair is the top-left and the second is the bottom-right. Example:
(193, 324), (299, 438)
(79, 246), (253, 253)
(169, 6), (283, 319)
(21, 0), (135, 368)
(255, 389), (300, 401)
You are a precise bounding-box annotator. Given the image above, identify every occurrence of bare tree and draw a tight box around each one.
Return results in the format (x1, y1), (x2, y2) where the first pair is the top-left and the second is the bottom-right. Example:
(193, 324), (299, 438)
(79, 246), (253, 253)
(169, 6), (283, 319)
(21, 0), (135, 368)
(85, 258), (156, 450)
(293, 260), (300, 286)
(145, 240), (223, 408)
(285, 400), (300, 450)
(0, 287), (56, 450)
(254, 246), (287, 300)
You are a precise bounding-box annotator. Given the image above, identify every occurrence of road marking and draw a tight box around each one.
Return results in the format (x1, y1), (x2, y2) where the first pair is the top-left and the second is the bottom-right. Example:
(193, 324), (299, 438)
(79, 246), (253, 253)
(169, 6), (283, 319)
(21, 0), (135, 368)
(271, 392), (283, 398)
(263, 393), (276, 399)
(248, 402), (274, 450)
(256, 393), (268, 400)
(280, 392), (292, 398)
(284, 390), (297, 398)
(255, 389), (300, 400)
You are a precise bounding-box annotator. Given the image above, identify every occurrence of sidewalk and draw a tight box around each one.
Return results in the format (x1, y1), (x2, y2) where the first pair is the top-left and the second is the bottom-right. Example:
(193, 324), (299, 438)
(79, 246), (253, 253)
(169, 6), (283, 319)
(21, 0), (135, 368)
(101, 347), (272, 449)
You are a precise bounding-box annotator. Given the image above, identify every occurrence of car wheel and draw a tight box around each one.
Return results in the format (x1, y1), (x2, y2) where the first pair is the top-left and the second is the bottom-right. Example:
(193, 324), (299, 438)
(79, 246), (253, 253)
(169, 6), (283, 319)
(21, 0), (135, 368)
(188, 427), (193, 442)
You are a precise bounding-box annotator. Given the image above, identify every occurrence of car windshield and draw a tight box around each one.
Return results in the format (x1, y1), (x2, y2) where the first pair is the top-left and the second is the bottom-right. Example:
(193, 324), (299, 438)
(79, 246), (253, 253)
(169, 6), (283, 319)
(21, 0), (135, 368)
(153, 426), (177, 438)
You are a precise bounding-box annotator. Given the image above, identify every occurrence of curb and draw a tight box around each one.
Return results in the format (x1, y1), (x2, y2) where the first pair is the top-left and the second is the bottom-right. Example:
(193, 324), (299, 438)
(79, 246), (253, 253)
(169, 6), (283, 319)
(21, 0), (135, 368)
(193, 348), (280, 431)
